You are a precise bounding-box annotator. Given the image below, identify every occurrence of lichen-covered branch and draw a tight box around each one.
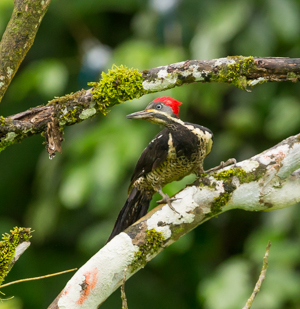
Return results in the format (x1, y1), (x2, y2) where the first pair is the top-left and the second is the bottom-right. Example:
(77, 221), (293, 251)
(0, 57), (300, 155)
(0, 89), (93, 154)
(142, 56), (300, 91)
(0, 0), (51, 103)
(0, 227), (32, 287)
(48, 133), (300, 309)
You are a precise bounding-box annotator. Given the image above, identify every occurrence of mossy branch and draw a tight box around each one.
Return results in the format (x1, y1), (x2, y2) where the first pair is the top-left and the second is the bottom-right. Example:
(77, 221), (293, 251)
(0, 0), (51, 103)
(48, 133), (300, 308)
(0, 227), (32, 286)
(88, 65), (146, 114)
(0, 57), (300, 155)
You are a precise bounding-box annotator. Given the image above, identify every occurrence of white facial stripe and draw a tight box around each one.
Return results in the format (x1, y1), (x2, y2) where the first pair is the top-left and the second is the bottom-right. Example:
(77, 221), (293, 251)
(147, 110), (184, 124)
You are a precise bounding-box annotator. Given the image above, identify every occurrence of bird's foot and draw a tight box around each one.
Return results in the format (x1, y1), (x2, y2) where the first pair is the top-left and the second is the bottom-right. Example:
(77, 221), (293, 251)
(205, 158), (237, 174)
(156, 188), (180, 215)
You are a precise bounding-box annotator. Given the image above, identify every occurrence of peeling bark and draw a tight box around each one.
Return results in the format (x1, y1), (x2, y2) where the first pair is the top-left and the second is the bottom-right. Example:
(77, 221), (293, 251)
(46, 116), (63, 159)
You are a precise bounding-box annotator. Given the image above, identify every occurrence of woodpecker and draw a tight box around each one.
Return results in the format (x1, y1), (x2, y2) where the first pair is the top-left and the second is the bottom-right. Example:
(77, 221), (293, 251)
(107, 96), (232, 242)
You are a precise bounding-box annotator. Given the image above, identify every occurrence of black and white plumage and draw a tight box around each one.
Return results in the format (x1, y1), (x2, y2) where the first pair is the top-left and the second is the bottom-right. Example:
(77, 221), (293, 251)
(107, 97), (213, 242)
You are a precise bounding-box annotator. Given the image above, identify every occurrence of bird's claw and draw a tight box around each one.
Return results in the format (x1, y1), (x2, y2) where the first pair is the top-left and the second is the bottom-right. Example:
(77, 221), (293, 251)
(156, 189), (181, 215)
(205, 158), (237, 173)
(223, 158), (237, 166)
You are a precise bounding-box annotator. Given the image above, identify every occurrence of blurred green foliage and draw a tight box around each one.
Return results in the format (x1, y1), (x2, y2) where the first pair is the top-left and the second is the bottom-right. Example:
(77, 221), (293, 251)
(0, 0), (300, 308)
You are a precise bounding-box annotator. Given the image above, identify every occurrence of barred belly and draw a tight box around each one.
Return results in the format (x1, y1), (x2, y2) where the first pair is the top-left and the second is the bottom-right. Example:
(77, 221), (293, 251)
(135, 153), (204, 191)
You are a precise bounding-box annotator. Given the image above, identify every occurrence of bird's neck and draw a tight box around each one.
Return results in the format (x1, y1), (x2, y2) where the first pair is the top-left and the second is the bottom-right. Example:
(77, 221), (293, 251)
(148, 114), (184, 131)
(162, 116), (185, 131)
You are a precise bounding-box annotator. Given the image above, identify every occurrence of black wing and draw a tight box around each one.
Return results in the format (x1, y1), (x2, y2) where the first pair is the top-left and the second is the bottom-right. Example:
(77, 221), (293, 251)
(182, 122), (214, 156)
(129, 128), (170, 189)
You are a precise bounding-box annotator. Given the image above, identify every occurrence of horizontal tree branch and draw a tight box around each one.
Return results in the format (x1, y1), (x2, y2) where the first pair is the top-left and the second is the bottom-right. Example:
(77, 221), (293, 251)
(141, 57), (300, 91)
(0, 0), (51, 103)
(48, 132), (300, 308)
(1, 56), (300, 154)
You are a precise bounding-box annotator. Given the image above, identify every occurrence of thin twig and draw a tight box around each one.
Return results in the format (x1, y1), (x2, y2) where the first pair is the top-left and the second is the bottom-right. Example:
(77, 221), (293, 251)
(0, 268), (77, 289)
(242, 241), (271, 309)
(121, 267), (128, 309)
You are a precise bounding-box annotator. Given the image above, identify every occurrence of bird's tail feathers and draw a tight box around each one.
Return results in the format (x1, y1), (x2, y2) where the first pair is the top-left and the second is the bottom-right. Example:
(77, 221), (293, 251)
(107, 187), (152, 242)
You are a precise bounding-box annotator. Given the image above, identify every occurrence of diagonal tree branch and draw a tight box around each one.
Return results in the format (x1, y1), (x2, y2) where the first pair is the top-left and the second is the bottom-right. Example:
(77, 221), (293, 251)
(48, 132), (300, 308)
(0, 0), (51, 103)
(0, 57), (300, 154)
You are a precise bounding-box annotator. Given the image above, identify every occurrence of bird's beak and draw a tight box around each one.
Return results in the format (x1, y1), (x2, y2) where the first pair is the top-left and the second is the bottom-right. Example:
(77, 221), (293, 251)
(126, 109), (155, 119)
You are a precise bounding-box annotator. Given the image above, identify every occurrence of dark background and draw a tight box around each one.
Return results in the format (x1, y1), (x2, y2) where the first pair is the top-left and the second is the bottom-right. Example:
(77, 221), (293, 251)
(1, 0), (300, 308)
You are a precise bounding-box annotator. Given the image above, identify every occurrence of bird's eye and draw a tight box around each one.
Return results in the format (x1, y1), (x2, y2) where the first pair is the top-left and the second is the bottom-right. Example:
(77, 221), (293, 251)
(156, 104), (162, 110)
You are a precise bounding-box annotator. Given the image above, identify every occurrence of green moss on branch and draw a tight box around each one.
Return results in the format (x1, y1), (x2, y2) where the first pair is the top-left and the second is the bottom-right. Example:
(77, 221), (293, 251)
(216, 56), (256, 90)
(131, 228), (165, 272)
(0, 227), (32, 285)
(88, 65), (146, 115)
(211, 193), (231, 215)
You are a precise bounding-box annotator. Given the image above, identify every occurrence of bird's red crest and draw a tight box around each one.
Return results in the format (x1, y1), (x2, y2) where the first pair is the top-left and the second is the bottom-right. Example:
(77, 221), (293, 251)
(153, 97), (182, 118)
